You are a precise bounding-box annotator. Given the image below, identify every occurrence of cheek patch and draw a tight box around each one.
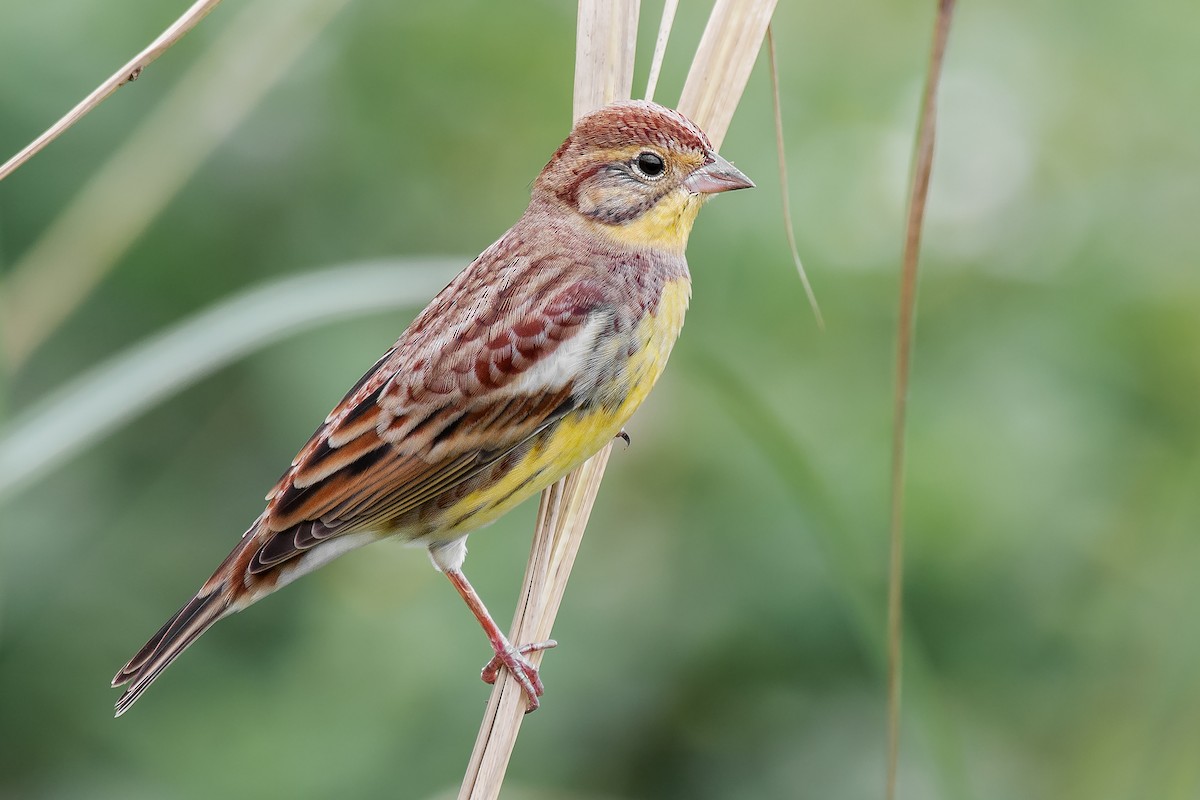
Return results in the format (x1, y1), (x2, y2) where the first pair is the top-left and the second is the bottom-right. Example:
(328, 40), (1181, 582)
(576, 169), (665, 224)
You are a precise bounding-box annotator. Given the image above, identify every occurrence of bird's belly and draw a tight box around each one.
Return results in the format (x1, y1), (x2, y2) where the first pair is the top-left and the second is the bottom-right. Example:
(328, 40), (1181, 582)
(414, 276), (690, 541)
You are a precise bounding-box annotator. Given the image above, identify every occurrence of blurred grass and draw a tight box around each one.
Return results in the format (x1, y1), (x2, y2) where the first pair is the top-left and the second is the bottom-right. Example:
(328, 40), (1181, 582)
(0, 260), (457, 500)
(0, 0), (355, 368)
(2, 0), (1199, 799)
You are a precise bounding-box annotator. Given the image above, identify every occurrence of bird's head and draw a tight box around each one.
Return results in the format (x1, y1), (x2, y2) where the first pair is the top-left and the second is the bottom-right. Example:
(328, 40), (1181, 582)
(533, 100), (754, 253)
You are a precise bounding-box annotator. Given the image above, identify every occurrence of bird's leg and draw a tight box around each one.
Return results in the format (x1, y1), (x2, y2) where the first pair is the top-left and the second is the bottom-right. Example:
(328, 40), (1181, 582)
(443, 567), (557, 713)
(615, 428), (631, 446)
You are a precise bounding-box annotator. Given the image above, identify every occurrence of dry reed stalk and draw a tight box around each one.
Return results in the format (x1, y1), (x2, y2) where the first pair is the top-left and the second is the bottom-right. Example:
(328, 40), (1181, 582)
(886, 2), (957, 799)
(677, 0), (777, 150)
(0, 0), (224, 183)
(455, 445), (615, 800)
(571, 1), (641, 122)
(457, 2), (777, 798)
(456, 4), (638, 796)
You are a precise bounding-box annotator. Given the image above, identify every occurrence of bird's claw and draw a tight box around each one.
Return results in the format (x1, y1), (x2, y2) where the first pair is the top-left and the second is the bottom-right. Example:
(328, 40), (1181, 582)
(615, 429), (631, 447)
(480, 639), (557, 712)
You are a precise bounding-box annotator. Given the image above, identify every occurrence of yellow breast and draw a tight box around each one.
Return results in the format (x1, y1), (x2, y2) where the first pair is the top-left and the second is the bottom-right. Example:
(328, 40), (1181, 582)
(438, 276), (691, 536)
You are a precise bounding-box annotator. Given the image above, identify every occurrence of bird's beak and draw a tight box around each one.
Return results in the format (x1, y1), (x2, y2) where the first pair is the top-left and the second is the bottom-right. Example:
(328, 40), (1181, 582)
(683, 153), (755, 195)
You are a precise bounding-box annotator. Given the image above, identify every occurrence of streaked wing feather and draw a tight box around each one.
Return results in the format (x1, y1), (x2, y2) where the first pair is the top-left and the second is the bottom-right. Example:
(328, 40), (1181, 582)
(250, 274), (610, 573)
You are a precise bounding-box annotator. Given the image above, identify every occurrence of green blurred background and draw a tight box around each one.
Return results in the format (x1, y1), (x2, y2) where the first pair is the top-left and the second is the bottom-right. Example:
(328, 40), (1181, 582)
(2, 1), (1198, 798)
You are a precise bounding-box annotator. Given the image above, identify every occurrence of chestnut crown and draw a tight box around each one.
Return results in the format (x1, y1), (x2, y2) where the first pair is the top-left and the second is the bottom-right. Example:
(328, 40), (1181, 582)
(533, 100), (753, 227)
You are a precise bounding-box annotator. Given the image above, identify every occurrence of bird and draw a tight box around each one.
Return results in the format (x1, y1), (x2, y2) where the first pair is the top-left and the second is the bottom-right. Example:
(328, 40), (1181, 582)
(111, 99), (753, 716)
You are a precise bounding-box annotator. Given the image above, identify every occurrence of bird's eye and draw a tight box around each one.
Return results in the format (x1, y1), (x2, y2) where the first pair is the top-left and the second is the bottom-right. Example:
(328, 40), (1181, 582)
(633, 152), (666, 179)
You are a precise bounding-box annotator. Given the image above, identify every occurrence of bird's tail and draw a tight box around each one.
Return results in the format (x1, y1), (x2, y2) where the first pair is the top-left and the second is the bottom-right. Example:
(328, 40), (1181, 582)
(111, 585), (231, 717)
(111, 513), (362, 715)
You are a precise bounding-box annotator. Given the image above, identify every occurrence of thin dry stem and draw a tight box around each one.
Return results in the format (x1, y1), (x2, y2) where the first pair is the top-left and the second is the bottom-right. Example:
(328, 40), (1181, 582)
(0, 0), (224, 183)
(643, 0), (679, 102)
(886, 2), (956, 799)
(458, 1), (777, 797)
(0, 0), (349, 370)
(767, 26), (824, 331)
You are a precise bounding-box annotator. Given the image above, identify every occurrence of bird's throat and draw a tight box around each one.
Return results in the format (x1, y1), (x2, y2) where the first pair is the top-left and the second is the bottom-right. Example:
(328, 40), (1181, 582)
(592, 191), (705, 254)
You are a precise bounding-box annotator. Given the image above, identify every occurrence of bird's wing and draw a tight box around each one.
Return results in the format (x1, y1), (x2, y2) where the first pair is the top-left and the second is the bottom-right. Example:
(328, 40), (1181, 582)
(112, 254), (617, 709)
(243, 256), (615, 574)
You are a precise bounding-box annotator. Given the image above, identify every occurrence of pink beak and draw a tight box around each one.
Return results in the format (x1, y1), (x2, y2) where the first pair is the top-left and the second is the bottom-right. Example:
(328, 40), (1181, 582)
(683, 152), (755, 194)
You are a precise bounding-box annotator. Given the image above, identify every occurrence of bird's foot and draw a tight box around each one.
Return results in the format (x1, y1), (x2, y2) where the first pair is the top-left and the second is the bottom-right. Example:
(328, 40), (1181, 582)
(480, 639), (557, 712)
(615, 428), (631, 447)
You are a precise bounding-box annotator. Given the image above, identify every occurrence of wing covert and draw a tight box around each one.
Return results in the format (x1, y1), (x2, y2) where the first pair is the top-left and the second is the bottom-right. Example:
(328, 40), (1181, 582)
(251, 270), (613, 573)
